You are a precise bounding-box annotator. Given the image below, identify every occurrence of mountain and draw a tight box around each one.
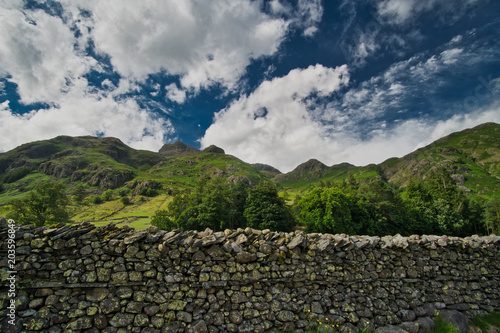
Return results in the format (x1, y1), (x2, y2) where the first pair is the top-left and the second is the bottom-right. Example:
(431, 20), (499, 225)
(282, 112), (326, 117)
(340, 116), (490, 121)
(275, 122), (500, 198)
(159, 141), (200, 157)
(0, 136), (270, 205)
(0, 122), (498, 227)
(380, 122), (500, 197)
(251, 163), (282, 178)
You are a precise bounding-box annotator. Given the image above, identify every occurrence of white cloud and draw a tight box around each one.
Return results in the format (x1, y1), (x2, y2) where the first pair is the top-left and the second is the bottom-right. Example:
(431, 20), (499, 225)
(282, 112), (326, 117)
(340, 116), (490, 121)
(201, 64), (350, 172)
(165, 83), (187, 104)
(440, 48), (463, 65)
(418, 105), (500, 148)
(62, 0), (289, 93)
(201, 30), (500, 172)
(0, 82), (175, 153)
(297, 0), (323, 36)
(0, 6), (96, 104)
(377, 0), (481, 25)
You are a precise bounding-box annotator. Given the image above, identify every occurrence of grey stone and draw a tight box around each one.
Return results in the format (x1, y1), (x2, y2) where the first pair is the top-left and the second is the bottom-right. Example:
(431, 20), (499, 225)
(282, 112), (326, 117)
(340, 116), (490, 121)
(235, 251), (256, 263)
(100, 297), (121, 314)
(86, 288), (109, 302)
(375, 325), (408, 333)
(109, 313), (135, 327)
(229, 311), (243, 324)
(399, 322), (420, 333)
(415, 317), (435, 333)
(438, 310), (468, 333)
(188, 320), (208, 333)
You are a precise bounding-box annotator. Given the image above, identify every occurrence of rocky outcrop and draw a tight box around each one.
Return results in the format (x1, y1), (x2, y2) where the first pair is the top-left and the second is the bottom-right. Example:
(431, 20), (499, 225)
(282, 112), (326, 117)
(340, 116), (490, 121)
(128, 180), (163, 196)
(251, 163), (281, 174)
(203, 145), (225, 154)
(86, 168), (134, 190)
(159, 141), (200, 157)
(0, 222), (498, 333)
(38, 159), (86, 179)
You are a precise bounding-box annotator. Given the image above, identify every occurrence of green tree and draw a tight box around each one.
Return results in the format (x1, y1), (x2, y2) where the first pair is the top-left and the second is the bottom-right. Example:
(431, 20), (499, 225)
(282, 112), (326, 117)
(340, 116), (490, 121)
(101, 189), (113, 202)
(92, 195), (103, 205)
(8, 183), (69, 227)
(72, 184), (86, 204)
(154, 178), (249, 232)
(353, 180), (405, 235)
(425, 168), (474, 235)
(244, 182), (295, 231)
(297, 187), (358, 234)
(484, 198), (500, 235)
(150, 209), (178, 230)
(400, 169), (484, 236)
(120, 196), (131, 206)
(400, 182), (438, 235)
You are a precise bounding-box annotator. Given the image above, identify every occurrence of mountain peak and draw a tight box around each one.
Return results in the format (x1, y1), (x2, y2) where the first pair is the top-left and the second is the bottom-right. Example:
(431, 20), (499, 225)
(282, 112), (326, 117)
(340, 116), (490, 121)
(251, 163), (281, 174)
(203, 145), (225, 154)
(295, 159), (328, 172)
(159, 141), (200, 157)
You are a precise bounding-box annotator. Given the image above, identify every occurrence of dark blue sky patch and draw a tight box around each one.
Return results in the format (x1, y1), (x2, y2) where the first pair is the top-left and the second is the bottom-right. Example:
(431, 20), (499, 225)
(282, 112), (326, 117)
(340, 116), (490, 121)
(0, 79), (51, 114)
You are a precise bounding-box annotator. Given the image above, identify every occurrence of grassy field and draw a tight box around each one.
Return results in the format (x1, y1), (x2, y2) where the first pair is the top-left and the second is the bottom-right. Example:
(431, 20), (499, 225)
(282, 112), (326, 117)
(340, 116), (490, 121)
(70, 194), (172, 230)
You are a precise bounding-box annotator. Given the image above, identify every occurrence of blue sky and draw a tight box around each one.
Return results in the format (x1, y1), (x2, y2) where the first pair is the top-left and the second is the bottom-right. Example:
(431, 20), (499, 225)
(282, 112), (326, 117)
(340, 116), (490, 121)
(1, 0), (499, 172)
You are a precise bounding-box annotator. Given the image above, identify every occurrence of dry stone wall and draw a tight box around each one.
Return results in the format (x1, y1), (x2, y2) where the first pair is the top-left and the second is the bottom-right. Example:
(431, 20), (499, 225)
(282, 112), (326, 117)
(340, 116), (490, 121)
(1, 221), (499, 333)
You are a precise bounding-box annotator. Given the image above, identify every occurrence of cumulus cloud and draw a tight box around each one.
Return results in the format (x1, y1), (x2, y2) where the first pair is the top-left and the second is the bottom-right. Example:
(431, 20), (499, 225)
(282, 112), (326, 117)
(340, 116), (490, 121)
(0, 6), (95, 104)
(62, 0), (289, 94)
(0, 81), (174, 152)
(200, 64), (350, 172)
(165, 83), (186, 104)
(201, 31), (500, 172)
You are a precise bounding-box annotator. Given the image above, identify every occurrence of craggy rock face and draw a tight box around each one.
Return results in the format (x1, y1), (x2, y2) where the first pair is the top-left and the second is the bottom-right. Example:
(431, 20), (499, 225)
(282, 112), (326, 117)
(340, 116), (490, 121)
(1, 222), (499, 333)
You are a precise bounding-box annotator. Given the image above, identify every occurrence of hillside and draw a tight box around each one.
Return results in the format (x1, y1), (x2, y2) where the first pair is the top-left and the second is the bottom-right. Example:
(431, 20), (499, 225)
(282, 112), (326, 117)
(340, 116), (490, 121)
(0, 122), (498, 229)
(380, 122), (500, 197)
(276, 122), (500, 199)
(0, 137), (272, 226)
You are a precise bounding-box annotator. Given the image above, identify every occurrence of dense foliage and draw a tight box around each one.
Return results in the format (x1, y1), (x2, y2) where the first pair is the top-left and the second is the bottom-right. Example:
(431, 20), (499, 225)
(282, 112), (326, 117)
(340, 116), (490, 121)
(7, 183), (69, 227)
(150, 168), (498, 236)
(296, 169), (497, 236)
(151, 179), (295, 232)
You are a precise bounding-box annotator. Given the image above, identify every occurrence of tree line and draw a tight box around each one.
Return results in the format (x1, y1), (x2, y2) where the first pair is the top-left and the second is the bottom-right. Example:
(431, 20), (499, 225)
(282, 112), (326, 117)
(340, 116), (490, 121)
(151, 178), (295, 232)
(151, 169), (499, 236)
(6, 168), (500, 236)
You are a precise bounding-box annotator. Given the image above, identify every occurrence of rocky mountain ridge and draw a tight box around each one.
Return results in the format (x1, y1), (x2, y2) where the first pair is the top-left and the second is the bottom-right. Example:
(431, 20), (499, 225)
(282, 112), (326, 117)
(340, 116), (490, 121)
(0, 122), (498, 203)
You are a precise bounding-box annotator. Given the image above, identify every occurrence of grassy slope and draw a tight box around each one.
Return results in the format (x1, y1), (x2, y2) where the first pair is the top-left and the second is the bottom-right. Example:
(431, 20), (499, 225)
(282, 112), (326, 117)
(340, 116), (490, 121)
(1, 123), (498, 229)
(70, 194), (172, 230)
(0, 136), (272, 229)
(276, 123), (500, 199)
(380, 122), (500, 198)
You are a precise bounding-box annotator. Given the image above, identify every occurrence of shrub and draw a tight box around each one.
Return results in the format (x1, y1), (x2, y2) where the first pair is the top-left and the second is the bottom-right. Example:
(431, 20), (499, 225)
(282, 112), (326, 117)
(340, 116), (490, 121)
(120, 196), (130, 206)
(101, 189), (113, 202)
(92, 195), (103, 205)
(7, 183), (69, 227)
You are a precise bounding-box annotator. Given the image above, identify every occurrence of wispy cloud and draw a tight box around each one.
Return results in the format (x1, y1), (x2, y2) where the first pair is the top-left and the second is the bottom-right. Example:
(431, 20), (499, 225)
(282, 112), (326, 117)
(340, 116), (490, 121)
(201, 28), (500, 172)
(377, 0), (482, 25)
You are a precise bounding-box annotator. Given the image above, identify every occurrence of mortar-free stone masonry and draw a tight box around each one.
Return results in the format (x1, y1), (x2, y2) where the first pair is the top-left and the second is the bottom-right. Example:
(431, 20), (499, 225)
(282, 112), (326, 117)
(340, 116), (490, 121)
(0, 219), (499, 333)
